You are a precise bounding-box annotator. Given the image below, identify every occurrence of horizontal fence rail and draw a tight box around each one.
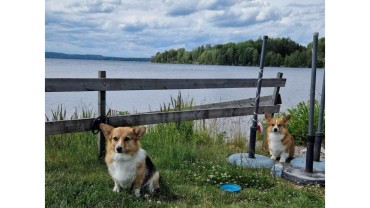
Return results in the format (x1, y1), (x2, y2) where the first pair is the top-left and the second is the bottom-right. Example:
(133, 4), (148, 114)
(45, 78), (286, 92)
(45, 104), (280, 135)
(193, 95), (280, 110)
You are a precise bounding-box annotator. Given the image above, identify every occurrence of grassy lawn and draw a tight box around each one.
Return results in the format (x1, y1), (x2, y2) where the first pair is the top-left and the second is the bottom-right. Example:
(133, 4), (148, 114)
(45, 122), (324, 208)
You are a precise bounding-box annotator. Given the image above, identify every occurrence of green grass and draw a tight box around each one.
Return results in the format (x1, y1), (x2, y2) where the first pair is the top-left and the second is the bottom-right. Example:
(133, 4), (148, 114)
(46, 123), (324, 207)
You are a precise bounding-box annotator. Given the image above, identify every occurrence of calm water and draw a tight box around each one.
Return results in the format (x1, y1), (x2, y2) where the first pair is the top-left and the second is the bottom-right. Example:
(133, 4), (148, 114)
(45, 58), (324, 125)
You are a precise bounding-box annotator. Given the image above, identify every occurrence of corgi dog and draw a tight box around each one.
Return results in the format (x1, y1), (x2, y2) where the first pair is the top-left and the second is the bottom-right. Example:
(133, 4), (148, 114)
(264, 113), (295, 162)
(99, 124), (159, 197)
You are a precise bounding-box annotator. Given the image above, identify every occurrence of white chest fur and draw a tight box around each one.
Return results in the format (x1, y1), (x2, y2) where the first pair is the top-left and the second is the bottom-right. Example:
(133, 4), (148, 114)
(268, 133), (286, 156)
(108, 149), (146, 189)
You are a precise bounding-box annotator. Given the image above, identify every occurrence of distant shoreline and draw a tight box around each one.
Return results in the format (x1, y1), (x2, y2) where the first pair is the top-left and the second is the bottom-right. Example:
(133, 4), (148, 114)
(45, 52), (150, 62)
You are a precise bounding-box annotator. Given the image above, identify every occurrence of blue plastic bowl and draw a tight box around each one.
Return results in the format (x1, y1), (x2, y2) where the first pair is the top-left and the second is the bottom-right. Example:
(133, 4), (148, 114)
(220, 183), (241, 193)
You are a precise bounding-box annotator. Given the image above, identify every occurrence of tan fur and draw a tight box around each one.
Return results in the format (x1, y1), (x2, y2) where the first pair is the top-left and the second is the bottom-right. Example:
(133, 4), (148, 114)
(100, 125), (143, 165)
(264, 113), (295, 160)
(99, 124), (159, 196)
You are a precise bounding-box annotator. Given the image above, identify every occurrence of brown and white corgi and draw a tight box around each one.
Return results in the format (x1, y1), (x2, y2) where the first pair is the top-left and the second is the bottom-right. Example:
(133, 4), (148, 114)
(265, 113), (295, 162)
(99, 124), (159, 197)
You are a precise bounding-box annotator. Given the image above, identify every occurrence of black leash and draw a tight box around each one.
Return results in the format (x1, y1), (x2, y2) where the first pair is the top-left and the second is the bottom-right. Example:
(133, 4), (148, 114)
(91, 116), (109, 135)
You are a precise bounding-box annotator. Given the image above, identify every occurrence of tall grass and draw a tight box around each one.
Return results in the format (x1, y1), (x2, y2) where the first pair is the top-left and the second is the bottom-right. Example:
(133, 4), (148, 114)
(158, 92), (195, 141)
(45, 104), (96, 121)
(46, 105), (67, 121)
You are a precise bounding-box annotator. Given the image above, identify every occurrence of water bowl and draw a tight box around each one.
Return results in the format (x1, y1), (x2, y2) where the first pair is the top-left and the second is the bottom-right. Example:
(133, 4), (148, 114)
(220, 183), (241, 193)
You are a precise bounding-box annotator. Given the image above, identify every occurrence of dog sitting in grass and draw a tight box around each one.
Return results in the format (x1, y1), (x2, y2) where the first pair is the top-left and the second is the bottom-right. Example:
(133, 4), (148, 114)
(99, 124), (159, 197)
(264, 113), (295, 162)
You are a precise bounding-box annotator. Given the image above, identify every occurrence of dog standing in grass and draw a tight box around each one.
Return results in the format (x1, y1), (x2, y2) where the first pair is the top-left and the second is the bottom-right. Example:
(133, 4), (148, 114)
(99, 124), (159, 197)
(264, 113), (295, 162)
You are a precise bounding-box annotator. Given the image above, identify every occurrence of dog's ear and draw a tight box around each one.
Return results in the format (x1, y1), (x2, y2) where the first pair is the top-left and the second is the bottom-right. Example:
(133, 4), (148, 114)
(283, 114), (291, 122)
(264, 113), (272, 120)
(133, 126), (146, 138)
(99, 123), (114, 139)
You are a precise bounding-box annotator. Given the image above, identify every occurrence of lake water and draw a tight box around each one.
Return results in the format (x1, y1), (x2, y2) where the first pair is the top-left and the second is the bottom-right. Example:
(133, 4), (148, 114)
(45, 58), (324, 137)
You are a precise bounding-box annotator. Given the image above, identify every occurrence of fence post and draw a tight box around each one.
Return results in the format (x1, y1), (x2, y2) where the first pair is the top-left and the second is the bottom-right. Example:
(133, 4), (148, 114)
(271, 72), (283, 117)
(98, 71), (106, 159)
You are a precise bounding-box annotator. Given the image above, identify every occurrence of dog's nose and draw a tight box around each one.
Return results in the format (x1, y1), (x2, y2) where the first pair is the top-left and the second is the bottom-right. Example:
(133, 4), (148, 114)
(273, 128), (278, 132)
(116, 146), (122, 152)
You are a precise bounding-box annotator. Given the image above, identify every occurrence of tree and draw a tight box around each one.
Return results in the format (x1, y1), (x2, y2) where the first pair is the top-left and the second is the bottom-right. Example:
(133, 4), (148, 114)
(150, 37), (325, 68)
(252, 49), (259, 66)
(225, 47), (234, 65)
(184, 51), (192, 63)
(276, 54), (283, 66)
(177, 48), (185, 63)
(265, 51), (277, 66)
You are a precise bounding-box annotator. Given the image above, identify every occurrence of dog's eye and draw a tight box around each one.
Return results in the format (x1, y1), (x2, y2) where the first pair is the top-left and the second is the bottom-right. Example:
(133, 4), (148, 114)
(124, 137), (130, 142)
(278, 124), (282, 127)
(113, 137), (118, 141)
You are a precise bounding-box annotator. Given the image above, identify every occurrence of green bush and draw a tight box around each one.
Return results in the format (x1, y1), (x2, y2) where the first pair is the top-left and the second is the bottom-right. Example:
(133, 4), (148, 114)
(279, 100), (325, 145)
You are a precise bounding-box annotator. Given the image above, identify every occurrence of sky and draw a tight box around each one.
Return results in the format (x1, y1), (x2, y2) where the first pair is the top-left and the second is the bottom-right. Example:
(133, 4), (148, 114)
(45, 0), (325, 58)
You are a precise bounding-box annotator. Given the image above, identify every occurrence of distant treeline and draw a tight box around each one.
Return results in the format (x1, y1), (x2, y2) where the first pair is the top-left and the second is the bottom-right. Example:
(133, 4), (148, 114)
(46, 52), (150, 62)
(151, 37), (325, 68)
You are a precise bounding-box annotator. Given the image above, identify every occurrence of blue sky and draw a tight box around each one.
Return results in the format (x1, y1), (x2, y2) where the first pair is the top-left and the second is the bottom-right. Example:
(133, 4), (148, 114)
(45, 0), (325, 58)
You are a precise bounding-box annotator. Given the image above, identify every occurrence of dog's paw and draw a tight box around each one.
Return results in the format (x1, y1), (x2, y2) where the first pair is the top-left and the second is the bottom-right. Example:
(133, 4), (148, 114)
(279, 158), (286, 163)
(279, 152), (289, 163)
(134, 189), (141, 198)
(148, 184), (155, 194)
(113, 185), (120, 192)
(270, 156), (277, 160)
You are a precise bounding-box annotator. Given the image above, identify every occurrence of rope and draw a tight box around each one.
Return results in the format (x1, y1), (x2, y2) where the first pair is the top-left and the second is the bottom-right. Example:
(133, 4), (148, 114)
(251, 69), (264, 124)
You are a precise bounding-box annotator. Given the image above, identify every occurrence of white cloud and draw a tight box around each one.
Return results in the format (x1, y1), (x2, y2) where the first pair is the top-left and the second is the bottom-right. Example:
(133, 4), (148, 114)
(45, 0), (325, 57)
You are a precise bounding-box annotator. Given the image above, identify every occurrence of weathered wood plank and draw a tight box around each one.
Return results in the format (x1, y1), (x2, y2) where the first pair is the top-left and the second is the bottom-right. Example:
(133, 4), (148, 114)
(193, 95), (273, 110)
(45, 105), (280, 135)
(45, 78), (286, 92)
(272, 72), (283, 105)
(147, 95), (273, 113)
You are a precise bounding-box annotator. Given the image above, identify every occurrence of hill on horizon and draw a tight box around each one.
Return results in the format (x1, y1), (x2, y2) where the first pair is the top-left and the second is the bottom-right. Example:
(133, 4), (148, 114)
(45, 52), (150, 62)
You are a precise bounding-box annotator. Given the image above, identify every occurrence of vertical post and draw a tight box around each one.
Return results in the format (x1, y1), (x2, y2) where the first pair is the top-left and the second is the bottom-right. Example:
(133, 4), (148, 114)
(249, 35), (268, 158)
(314, 71), (325, 161)
(271, 72), (283, 117)
(306, 32), (319, 173)
(98, 71), (106, 159)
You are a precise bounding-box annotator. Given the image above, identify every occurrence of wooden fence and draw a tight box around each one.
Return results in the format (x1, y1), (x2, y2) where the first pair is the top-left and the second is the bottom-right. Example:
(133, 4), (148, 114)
(45, 71), (286, 156)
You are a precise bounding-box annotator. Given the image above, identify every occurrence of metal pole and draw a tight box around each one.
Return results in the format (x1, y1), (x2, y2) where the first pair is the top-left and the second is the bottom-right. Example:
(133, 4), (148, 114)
(314, 71), (325, 161)
(248, 36), (268, 158)
(98, 71), (106, 159)
(306, 33), (318, 172)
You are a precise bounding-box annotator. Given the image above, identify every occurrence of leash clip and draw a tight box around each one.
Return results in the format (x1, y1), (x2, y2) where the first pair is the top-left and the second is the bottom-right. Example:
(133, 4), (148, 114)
(91, 116), (109, 135)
